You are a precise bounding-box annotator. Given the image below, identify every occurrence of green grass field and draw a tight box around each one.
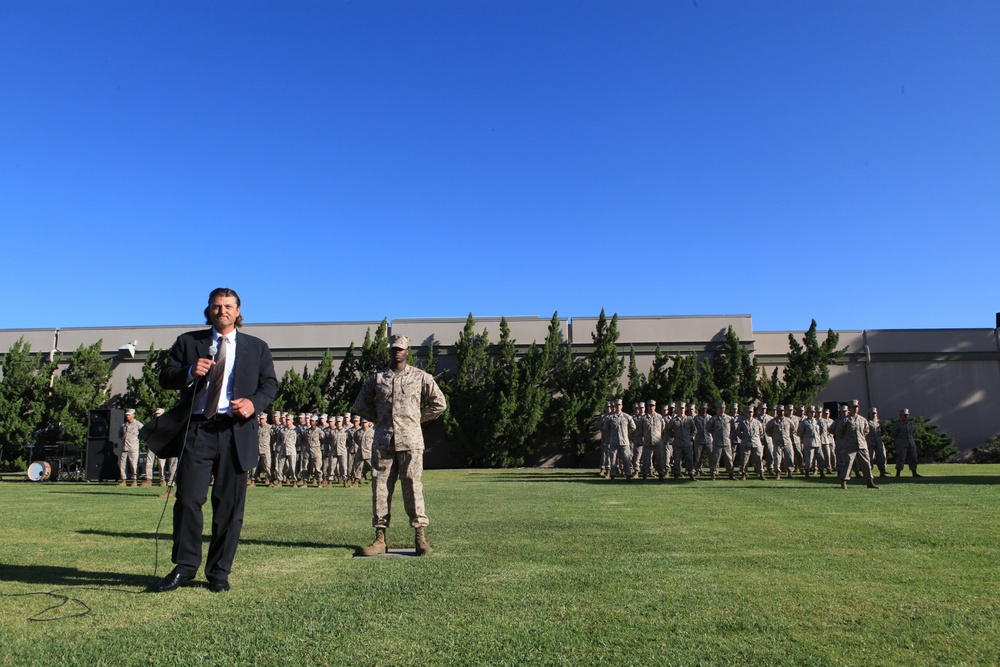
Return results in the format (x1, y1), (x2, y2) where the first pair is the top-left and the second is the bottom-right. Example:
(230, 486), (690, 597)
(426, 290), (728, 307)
(1, 465), (998, 666)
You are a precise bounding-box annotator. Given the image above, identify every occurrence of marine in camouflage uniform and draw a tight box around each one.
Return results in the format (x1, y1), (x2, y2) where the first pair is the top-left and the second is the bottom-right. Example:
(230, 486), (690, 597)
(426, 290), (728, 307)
(251, 413), (272, 486)
(630, 403), (647, 474)
(304, 416), (325, 485)
(708, 403), (735, 480)
(640, 400), (666, 479)
(890, 408), (921, 477)
(602, 398), (635, 481)
(866, 408), (888, 478)
(756, 404), (773, 474)
(328, 417), (350, 486)
(278, 415), (299, 485)
(819, 408), (836, 474)
(765, 407), (796, 479)
(797, 407), (826, 477)
(351, 418), (374, 485)
(834, 400), (878, 490)
(355, 334), (447, 556)
(667, 403), (697, 480)
(118, 409), (142, 487)
(693, 403), (712, 478)
(736, 405), (765, 480)
(786, 405), (803, 473)
(598, 402), (613, 477)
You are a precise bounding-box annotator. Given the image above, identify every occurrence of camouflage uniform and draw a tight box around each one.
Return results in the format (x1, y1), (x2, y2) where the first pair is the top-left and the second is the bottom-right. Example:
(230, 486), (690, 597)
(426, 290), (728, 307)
(326, 424), (349, 484)
(708, 407), (735, 479)
(277, 423), (299, 483)
(601, 408), (636, 480)
(598, 406), (612, 476)
(119, 418), (143, 484)
(354, 363), (447, 530)
(834, 407), (875, 487)
(351, 422), (374, 483)
(254, 416), (273, 483)
(786, 407), (803, 472)
(693, 406), (712, 476)
(736, 412), (765, 479)
(819, 412), (836, 473)
(765, 413), (796, 478)
(305, 423), (324, 483)
(867, 412), (888, 476)
(667, 408), (696, 479)
(630, 405), (647, 474)
(890, 414), (919, 476)
(796, 412), (826, 476)
(640, 406), (666, 479)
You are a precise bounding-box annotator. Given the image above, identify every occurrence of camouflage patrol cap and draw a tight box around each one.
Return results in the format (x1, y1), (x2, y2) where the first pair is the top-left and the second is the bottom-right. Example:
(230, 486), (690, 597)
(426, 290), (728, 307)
(647, 399), (656, 406)
(678, 401), (686, 408)
(716, 402), (725, 408)
(785, 405), (794, 412)
(808, 406), (816, 413)
(901, 408), (910, 415)
(390, 334), (410, 350)
(335, 415), (343, 423)
(871, 407), (878, 413)
(344, 412), (351, 420)
(849, 399), (860, 407)
(126, 409), (136, 415)
(614, 398), (623, 405)
(320, 413), (328, 420)
(309, 414), (317, 421)
(298, 413), (306, 419)
(352, 415), (360, 422)
(258, 413), (267, 419)
(731, 403), (739, 409)
(701, 403), (709, 409)
(839, 404), (849, 413)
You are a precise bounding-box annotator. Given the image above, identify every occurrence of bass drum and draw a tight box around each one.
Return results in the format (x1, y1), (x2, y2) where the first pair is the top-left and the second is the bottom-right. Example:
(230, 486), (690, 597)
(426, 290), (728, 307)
(27, 461), (52, 482)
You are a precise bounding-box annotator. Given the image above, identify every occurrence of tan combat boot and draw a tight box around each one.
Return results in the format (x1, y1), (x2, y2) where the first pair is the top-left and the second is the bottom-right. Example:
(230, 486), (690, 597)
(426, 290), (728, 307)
(140, 479), (152, 487)
(415, 527), (433, 556)
(116, 480), (126, 487)
(360, 528), (387, 556)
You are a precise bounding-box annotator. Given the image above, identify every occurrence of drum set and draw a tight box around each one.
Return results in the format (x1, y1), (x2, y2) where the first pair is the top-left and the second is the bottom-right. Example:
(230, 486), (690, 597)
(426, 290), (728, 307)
(23, 457), (84, 482)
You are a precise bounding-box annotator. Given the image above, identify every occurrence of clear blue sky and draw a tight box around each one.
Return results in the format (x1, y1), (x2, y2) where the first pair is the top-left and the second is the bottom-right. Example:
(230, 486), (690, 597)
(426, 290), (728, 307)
(2, 1), (997, 334)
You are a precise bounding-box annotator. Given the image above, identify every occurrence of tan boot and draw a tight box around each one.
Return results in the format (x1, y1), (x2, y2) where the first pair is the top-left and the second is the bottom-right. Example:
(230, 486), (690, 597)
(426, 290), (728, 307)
(360, 528), (387, 556)
(130, 480), (138, 488)
(415, 527), (433, 556)
(116, 480), (126, 487)
(140, 479), (152, 487)
(159, 479), (166, 487)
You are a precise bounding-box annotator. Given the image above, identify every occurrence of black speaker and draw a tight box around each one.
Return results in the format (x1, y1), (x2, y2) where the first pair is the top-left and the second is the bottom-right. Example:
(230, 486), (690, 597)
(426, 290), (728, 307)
(86, 409), (125, 481)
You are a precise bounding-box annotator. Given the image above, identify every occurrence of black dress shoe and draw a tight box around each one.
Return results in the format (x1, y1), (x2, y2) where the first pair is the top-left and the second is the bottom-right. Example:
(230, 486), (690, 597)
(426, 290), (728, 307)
(209, 578), (230, 593)
(152, 569), (194, 593)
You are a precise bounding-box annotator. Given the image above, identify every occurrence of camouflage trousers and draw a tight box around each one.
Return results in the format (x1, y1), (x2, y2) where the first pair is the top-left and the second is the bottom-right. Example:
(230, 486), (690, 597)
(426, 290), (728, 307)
(837, 446), (873, 483)
(710, 442), (734, 474)
(600, 441), (612, 472)
(640, 443), (665, 477)
(672, 444), (694, 477)
(737, 444), (764, 475)
(610, 445), (632, 479)
(822, 442), (836, 471)
(869, 441), (887, 474)
(895, 442), (918, 472)
(254, 448), (272, 480)
(803, 446), (826, 473)
(773, 442), (795, 474)
(351, 450), (372, 482)
(119, 447), (139, 481)
(693, 442), (711, 473)
(372, 445), (428, 529)
(275, 450), (297, 481)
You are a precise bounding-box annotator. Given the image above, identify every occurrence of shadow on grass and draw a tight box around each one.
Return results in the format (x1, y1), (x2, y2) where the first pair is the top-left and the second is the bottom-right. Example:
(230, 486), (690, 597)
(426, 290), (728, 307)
(0, 563), (150, 588)
(75, 529), (356, 551)
(476, 472), (1000, 486)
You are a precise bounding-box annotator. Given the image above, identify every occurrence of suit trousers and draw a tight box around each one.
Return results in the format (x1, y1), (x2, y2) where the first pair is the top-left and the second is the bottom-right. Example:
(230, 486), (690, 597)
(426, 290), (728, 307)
(173, 417), (247, 580)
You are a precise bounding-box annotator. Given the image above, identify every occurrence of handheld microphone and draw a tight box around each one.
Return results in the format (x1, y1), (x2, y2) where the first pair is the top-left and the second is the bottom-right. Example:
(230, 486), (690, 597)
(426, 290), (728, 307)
(208, 342), (218, 360)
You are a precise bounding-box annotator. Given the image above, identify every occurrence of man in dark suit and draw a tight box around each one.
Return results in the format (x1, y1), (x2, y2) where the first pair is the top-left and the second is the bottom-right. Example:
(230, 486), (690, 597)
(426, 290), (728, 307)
(152, 287), (278, 593)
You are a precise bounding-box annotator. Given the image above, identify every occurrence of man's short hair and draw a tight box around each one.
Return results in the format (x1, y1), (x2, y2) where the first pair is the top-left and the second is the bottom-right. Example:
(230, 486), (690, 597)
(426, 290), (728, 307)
(203, 287), (244, 328)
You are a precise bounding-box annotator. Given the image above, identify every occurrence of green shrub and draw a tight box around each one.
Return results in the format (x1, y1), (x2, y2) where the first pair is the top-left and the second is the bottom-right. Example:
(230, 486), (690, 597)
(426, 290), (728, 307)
(971, 435), (1000, 464)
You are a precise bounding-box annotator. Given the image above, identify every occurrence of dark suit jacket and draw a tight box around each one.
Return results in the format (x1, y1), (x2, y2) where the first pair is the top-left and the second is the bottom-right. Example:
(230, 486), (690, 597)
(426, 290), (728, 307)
(160, 328), (278, 472)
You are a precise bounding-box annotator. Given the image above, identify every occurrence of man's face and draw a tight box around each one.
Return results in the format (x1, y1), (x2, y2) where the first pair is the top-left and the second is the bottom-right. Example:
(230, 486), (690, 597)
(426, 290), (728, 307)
(209, 295), (240, 333)
(125, 413), (134, 423)
(392, 346), (408, 366)
(614, 403), (622, 414)
(716, 406), (724, 416)
(901, 413), (909, 422)
(362, 421), (370, 430)
(849, 405), (859, 417)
